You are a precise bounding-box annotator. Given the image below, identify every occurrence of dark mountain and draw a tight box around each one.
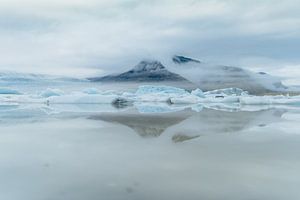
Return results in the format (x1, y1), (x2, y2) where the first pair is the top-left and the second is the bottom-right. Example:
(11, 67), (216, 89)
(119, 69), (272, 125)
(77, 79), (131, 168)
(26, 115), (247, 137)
(88, 60), (188, 82)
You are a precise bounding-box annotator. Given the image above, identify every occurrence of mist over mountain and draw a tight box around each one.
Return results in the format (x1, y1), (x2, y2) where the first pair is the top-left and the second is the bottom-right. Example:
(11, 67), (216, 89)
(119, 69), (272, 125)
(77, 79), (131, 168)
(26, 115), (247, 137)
(168, 55), (288, 94)
(0, 71), (84, 83)
(88, 55), (289, 94)
(0, 55), (291, 95)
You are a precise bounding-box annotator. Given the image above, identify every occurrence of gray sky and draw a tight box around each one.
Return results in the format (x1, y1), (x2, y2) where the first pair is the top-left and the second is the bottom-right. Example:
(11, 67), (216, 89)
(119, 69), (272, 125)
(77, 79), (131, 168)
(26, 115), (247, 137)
(0, 0), (300, 84)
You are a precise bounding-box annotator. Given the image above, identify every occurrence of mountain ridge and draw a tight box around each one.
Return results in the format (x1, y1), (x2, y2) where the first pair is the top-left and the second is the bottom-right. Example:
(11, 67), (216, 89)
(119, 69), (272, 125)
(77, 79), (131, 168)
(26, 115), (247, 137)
(88, 60), (189, 82)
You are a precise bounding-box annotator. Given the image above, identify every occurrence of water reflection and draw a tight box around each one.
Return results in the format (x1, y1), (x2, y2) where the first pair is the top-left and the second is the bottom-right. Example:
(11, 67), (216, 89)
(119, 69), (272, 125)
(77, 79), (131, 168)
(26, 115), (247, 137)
(0, 103), (288, 136)
(89, 110), (193, 138)
(89, 108), (286, 142)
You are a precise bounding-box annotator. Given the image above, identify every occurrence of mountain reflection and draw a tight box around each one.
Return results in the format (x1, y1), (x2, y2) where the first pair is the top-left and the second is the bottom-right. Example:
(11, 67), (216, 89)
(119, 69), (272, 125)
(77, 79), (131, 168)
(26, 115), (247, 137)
(89, 111), (193, 138)
(89, 108), (286, 142)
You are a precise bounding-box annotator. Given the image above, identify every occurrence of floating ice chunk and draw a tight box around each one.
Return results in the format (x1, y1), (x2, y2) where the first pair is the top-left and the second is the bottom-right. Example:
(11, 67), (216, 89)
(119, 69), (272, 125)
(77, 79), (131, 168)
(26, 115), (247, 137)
(191, 88), (205, 98)
(122, 92), (136, 98)
(135, 85), (188, 96)
(83, 88), (100, 94)
(204, 88), (248, 96)
(198, 96), (240, 103)
(0, 88), (22, 95)
(170, 95), (200, 104)
(39, 88), (64, 98)
(135, 94), (172, 102)
(135, 85), (190, 102)
(240, 95), (300, 105)
(0, 93), (44, 104)
(48, 93), (119, 104)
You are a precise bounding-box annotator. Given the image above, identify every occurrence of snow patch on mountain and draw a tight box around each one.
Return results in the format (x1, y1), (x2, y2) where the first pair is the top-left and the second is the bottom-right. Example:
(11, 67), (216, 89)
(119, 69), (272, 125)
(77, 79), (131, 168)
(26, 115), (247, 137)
(131, 60), (165, 72)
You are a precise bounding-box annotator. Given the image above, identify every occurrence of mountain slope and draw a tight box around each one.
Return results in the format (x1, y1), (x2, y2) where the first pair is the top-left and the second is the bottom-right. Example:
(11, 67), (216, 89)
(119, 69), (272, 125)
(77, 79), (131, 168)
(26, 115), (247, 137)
(88, 60), (188, 82)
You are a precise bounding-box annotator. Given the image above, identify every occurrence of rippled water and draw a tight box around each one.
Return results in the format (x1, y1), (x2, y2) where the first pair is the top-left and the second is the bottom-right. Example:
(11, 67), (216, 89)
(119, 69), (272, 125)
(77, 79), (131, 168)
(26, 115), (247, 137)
(0, 106), (300, 200)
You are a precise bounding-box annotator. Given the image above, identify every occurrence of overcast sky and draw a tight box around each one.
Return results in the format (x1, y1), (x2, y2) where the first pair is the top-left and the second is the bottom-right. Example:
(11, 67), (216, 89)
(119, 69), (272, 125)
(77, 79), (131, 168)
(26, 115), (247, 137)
(0, 0), (300, 84)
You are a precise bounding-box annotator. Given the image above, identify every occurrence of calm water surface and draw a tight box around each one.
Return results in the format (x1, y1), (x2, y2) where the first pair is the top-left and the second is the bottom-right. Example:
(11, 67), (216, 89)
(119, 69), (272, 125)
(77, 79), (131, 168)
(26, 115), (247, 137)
(0, 106), (300, 200)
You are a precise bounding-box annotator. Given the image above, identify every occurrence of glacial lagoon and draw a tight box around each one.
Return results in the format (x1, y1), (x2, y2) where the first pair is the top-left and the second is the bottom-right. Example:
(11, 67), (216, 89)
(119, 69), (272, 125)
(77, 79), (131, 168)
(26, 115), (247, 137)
(0, 103), (300, 200)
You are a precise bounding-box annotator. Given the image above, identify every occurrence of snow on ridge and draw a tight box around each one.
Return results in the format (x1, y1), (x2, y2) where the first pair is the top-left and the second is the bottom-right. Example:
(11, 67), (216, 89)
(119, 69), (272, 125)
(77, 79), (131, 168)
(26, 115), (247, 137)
(132, 60), (166, 73)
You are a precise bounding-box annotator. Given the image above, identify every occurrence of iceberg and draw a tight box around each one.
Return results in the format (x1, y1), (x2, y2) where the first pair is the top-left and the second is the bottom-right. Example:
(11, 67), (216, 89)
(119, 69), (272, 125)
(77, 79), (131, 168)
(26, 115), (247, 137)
(204, 88), (248, 97)
(135, 85), (188, 96)
(0, 88), (22, 95)
(82, 88), (100, 95)
(1, 84), (300, 115)
(199, 96), (241, 103)
(47, 93), (119, 104)
(170, 95), (200, 104)
(134, 85), (190, 102)
(39, 88), (64, 98)
(191, 88), (205, 98)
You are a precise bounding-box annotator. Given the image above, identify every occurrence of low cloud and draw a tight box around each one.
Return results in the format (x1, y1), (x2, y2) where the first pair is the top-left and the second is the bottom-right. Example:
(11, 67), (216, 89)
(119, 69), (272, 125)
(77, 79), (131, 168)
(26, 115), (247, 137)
(0, 0), (299, 80)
